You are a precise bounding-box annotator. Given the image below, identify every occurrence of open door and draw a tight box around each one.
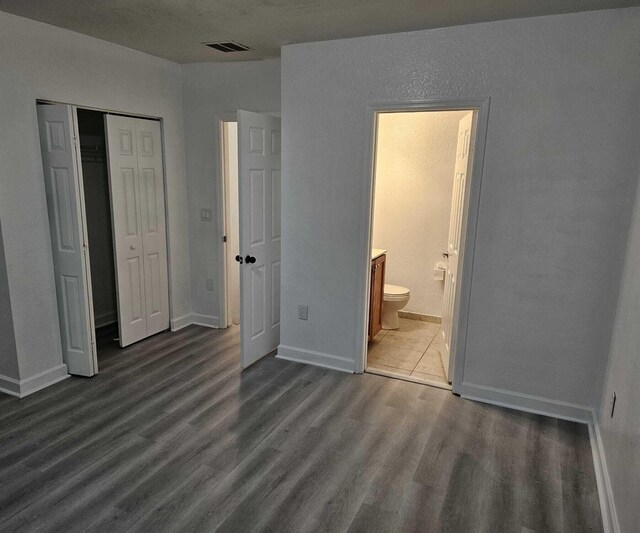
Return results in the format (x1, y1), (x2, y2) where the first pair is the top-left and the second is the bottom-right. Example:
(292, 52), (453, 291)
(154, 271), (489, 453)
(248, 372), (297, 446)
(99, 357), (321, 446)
(105, 115), (170, 347)
(37, 104), (97, 376)
(441, 112), (473, 381)
(237, 111), (281, 368)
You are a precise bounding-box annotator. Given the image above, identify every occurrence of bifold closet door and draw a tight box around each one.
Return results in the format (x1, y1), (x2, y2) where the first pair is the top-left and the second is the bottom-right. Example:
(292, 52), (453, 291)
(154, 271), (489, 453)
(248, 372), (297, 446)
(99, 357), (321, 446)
(37, 104), (97, 376)
(105, 115), (169, 347)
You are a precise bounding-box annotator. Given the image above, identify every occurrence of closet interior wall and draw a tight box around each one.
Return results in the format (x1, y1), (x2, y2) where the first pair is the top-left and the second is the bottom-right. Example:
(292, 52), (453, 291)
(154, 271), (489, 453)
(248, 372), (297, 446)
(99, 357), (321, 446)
(77, 109), (117, 330)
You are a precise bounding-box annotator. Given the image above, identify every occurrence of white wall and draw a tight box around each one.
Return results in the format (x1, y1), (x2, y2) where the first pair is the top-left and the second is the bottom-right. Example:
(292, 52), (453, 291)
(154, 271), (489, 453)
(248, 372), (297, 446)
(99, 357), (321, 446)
(597, 168), (640, 532)
(0, 11), (190, 387)
(280, 8), (640, 408)
(373, 111), (466, 317)
(182, 60), (281, 326)
(0, 220), (19, 381)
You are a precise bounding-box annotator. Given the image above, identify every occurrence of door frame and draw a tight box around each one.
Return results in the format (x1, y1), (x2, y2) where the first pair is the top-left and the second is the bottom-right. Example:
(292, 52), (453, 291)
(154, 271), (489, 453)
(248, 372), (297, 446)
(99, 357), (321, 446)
(214, 112), (238, 329)
(356, 98), (490, 394)
(37, 99), (174, 365)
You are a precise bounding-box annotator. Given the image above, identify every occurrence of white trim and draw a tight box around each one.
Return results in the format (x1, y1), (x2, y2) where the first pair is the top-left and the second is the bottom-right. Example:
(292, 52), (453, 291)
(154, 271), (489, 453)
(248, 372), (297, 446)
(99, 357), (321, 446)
(94, 310), (117, 329)
(588, 410), (619, 533)
(277, 345), (355, 373)
(459, 382), (592, 422)
(355, 98), (491, 396)
(170, 313), (220, 331)
(0, 374), (20, 396)
(460, 382), (616, 532)
(0, 364), (69, 398)
(365, 366), (451, 391)
(170, 313), (193, 331)
(191, 313), (220, 328)
(398, 310), (442, 324)
(215, 113), (239, 330)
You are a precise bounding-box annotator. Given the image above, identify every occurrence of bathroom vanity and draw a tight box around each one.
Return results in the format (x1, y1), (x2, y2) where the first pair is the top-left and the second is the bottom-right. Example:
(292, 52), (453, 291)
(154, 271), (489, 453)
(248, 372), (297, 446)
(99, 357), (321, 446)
(368, 249), (387, 340)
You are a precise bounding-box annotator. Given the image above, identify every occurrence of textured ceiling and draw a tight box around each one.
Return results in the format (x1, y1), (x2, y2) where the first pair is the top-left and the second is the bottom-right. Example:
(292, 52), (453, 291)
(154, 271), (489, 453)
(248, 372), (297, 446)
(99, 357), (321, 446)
(0, 0), (637, 63)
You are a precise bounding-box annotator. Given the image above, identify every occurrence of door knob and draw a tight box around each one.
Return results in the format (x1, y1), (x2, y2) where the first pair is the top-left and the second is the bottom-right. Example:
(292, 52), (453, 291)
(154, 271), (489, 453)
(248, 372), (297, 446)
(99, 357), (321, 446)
(130, 244), (137, 251)
(442, 251), (449, 258)
(245, 255), (257, 264)
(235, 255), (243, 264)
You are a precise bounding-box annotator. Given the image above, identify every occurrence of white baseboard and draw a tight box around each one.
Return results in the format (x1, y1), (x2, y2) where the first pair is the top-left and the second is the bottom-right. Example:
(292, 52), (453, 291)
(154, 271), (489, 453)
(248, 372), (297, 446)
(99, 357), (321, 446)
(588, 410), (619, 533)
(398, 310), (442, 324)
(94, 310), (117, 329)
(458, 382), (592, 423)
(170, 314), (192, 331)
(459, 382), (616, 532)
(191, 313), (220, 328)
(276, 345), (355, 373)
(0, 373), (20, 396)
(170, 313), (220, 332)
(0, 364), (69, 398)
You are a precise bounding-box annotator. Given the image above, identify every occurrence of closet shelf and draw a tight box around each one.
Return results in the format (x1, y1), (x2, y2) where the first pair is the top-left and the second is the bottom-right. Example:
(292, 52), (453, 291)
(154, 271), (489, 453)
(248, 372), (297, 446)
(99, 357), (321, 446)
(80, 145), (105, 162)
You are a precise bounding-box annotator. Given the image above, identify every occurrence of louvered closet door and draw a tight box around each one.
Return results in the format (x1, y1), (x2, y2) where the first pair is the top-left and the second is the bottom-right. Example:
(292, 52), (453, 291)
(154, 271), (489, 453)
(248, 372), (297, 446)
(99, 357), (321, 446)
(105, 115), (169, 347)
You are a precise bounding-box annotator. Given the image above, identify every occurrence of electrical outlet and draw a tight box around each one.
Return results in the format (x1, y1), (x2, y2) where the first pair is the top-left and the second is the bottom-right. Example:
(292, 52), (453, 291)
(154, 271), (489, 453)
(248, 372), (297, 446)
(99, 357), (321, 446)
(298, 305), (308, 320)
(611, 391), (617, 418)
(200, 208), (212, 222)
(206, 278), (214, 291)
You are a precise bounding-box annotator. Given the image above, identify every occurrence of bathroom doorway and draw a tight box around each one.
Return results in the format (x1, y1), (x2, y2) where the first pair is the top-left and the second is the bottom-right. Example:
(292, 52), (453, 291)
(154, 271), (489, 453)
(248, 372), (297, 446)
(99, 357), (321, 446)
(361, 101), (488, 391)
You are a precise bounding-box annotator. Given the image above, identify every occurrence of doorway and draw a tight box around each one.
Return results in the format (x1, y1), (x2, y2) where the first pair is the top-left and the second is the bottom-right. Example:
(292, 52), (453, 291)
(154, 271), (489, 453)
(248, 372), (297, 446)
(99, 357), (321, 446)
(76, 109), (119, 356)
(221, 119), (240, 327)
(37, 102), (171, 377)
(360, 100), (489, 392)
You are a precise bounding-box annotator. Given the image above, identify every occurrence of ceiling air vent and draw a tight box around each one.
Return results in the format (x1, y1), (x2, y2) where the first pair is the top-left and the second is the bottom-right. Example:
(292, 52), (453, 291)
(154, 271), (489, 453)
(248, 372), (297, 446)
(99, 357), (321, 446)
(204, 41), (252, 53)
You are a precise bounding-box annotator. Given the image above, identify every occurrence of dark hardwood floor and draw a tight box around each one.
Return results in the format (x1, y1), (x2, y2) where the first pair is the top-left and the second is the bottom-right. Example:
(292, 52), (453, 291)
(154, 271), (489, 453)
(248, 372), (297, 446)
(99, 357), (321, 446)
(0, 325), (602, 532)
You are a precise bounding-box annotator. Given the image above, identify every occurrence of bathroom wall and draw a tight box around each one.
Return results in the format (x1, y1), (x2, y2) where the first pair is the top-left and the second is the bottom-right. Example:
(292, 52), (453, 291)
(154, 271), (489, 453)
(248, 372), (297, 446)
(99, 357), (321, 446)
(373, 110), (467, 318)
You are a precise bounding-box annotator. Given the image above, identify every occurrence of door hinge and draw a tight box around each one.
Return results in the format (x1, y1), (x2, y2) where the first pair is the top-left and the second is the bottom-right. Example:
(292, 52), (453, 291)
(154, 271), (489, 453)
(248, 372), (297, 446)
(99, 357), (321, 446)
(73, 136), (78, 146)
(223, 235), (227, 243)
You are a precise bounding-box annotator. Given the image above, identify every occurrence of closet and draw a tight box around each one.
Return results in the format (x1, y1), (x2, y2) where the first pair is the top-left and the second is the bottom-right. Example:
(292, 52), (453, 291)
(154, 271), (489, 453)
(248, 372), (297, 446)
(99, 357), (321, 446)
(37, 103), (170, 377)
(77, 110), (117, 331)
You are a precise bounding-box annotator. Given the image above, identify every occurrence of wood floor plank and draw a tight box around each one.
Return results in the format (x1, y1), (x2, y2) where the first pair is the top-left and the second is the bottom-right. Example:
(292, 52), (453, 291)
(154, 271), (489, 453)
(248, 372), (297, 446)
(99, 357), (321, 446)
(0, 325), (602, 532)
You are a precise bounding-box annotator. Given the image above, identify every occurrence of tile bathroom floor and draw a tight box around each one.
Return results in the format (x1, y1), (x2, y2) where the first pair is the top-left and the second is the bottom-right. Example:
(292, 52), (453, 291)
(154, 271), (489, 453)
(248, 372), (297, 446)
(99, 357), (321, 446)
(367, 318), (449, 387)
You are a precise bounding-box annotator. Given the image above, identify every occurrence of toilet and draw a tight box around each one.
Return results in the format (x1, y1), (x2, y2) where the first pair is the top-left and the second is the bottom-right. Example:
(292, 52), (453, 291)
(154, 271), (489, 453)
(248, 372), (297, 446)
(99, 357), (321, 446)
(382, 284), (411, 330)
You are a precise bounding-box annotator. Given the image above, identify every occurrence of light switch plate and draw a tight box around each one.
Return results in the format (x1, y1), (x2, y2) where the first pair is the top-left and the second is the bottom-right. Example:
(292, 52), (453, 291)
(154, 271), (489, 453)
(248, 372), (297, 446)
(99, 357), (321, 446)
(298, 305), (308, 320)
(200, 208), (212, 221)
(206, 278), (214, 291)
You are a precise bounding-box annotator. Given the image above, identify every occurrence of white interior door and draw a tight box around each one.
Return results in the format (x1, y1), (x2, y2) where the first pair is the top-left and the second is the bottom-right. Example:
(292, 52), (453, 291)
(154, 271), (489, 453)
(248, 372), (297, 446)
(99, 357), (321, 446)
(37, 104), (97, 376)
(105, 115), (169, 347)
(238, 111), (281, 368)
(442, 111), (473, 382)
